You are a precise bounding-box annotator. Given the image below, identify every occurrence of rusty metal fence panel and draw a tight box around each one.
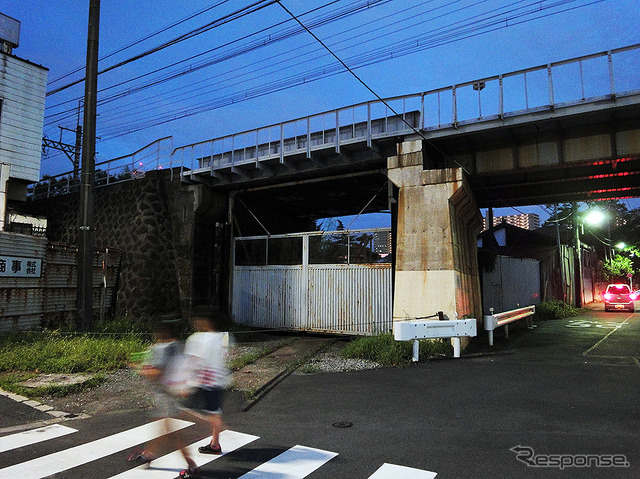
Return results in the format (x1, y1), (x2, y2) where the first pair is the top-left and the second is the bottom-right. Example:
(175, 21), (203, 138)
(307, 264), (391, 335)
(232, 266), (305, 330)
(232, 229), (392, 335)
(0, 232), (121, 331)
(0, 233), (47, 330)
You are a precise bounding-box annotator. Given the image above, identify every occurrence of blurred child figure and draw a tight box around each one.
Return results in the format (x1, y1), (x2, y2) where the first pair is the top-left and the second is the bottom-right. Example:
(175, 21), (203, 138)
(127, 315), (198, 475)
(179, 305), (231, 477)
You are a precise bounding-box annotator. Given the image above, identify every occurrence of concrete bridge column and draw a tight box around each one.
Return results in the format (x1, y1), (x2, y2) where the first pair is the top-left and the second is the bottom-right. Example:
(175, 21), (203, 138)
(387, 140), (483, 343)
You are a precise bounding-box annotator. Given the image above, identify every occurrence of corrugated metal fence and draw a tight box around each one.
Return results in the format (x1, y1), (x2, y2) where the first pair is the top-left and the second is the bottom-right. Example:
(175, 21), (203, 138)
(482, 255), (541, 315)
(0, 232), (121, 331)
(232, 229), (392, 335)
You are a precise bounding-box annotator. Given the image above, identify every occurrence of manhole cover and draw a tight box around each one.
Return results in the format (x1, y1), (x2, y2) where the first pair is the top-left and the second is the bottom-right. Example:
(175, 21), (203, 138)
(332, 421), (353, 428)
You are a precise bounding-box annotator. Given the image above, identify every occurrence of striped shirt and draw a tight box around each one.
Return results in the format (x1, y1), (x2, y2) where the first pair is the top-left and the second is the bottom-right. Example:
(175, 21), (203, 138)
(184, 331), (230, 389)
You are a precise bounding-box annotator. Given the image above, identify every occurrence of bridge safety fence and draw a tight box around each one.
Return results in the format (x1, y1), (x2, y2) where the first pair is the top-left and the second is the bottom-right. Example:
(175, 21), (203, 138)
(29, 44), (640, 199)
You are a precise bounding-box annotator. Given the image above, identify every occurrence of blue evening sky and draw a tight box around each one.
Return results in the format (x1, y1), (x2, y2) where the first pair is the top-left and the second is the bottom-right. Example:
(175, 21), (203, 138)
(3, 1), (640, 227)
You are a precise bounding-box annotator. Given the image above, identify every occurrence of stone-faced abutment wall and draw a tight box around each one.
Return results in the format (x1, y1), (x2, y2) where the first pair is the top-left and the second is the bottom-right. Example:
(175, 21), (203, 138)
(24, 170), (228, 321)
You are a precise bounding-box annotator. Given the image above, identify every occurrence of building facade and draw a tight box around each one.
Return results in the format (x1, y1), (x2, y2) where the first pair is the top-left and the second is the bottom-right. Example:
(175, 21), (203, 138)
(483, 213), (540, 231)
(0, 13), (48, 231)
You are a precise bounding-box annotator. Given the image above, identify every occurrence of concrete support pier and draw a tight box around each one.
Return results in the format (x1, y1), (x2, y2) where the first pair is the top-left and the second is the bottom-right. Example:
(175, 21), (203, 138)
(387, 140), (483, 346)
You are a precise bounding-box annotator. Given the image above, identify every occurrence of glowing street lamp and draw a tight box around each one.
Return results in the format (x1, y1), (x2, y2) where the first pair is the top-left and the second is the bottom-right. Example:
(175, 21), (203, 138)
(584, 209), (605, 226)
(574, 207), (608, 308)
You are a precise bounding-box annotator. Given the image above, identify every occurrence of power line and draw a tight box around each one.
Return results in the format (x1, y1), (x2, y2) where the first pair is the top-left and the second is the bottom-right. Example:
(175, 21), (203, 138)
(48, 0), (233, 85)
(44, 0), (388, 118)
(271, 0), (597, 218)
(89, 0), (602, 146)
(51, 0), (599, 137)
(46, 0), (279, 96)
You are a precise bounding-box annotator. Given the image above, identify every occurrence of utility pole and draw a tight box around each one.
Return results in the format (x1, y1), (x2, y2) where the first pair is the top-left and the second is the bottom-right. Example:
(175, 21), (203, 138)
(572, 202), (583, 308)
(77, 0), (100, 330)
(554, 203), (565, 302)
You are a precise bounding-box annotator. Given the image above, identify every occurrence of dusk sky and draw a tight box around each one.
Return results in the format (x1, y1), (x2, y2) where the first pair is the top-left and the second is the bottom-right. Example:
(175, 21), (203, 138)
(3, 0), (640, 226)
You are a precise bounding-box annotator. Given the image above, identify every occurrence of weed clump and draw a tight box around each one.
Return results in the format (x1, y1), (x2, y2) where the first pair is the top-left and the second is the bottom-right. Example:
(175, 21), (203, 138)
(340, 333), (453, 367)
(534, 300), (581, 321)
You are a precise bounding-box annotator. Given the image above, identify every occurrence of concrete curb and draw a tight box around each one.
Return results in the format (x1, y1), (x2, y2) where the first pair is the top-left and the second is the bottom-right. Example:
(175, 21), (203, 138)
(241, 338), (336, 412)
(0, 386), (89, 431)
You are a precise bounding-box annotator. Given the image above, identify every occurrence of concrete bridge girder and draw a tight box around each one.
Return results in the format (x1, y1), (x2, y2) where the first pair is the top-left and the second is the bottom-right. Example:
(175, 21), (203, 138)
(417, 99), (640, 206)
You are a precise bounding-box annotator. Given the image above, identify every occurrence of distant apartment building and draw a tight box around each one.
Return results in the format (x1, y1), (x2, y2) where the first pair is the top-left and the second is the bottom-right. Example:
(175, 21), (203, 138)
(483, 213), (540, 231)
(373, 230), (392, 255)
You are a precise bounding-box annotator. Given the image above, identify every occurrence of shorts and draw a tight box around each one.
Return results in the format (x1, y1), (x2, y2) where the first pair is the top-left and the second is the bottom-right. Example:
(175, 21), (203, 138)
(181, 387), (224, 415)
(152, 390), (179, 419)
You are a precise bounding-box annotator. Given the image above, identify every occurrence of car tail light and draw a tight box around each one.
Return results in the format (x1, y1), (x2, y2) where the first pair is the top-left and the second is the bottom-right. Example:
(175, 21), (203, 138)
(630, 292), (639, 301)
(604, 293), (614, 301)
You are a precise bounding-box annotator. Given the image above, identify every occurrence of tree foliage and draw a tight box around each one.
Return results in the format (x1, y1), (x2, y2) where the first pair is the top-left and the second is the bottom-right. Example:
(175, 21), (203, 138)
(601, 254), (634, 283)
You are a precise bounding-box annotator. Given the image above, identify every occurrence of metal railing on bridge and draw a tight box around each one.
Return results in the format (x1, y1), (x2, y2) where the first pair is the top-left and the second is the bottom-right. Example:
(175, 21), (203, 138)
(28, 137), (174, 200)
(29, 44), (640, 198)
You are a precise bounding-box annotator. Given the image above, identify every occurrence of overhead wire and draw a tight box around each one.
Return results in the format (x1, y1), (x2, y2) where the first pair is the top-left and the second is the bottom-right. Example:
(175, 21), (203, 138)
(46, 0), (279, 96)
(91, 0), (602, 142)
(69, 0), (584, 136)
(43, 0), (391, 122)
(271, 0), (603, 219)
(48, 0), (233, 85)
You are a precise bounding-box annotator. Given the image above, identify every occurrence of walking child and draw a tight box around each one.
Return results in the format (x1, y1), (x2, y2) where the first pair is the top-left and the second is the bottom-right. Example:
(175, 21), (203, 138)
(179, 306), (231, 478)
(127, 316), (198, 475)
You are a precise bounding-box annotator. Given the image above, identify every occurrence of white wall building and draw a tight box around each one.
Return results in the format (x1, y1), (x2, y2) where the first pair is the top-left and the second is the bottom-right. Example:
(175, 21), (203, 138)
(0, 12), (48, 230)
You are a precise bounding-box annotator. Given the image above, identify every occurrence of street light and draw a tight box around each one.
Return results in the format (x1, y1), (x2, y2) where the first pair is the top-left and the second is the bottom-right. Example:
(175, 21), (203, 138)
(584, 209), (605, 227)
(573, 206), (607, 308)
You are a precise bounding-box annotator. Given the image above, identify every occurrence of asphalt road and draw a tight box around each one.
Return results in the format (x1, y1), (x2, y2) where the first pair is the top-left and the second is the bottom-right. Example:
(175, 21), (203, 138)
(1, 303), (638, 478)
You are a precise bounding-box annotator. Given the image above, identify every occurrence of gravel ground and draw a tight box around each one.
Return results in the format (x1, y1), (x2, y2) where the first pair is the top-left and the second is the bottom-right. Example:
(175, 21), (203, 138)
(300, 342), (381, 373)
(37, 337), (381, 416)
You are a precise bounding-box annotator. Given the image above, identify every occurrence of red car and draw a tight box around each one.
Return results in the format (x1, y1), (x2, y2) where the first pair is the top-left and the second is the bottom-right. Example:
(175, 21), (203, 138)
(603, 284), (638, 312)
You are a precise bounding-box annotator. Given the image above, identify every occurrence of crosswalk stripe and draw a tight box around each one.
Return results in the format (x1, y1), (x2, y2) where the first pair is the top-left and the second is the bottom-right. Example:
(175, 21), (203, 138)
(0, 418), (193, 479)
(237, 445), (338, 478)
(108, 430), (259, 478)
(0, 424), (77, 453)
(368, 463), (437, 478)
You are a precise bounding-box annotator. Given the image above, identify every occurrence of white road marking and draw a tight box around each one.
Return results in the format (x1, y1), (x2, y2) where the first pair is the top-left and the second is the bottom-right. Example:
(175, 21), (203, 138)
(237, 445), (338, 478)
(0, 418), (192, 479)
(108, 430), (259, 478)
(0, 424), (77, 453)
(368, 463), (438, 478)
(584, 316), (633, 356)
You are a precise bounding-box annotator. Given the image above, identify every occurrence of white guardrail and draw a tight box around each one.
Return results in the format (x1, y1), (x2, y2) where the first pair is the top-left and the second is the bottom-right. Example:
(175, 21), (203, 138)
(394, 312), (477, 360)
(484, 306), (536, 346)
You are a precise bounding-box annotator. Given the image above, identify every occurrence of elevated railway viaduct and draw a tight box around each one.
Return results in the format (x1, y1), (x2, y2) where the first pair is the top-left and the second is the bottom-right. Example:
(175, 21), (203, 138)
(26, 45), (640, 340)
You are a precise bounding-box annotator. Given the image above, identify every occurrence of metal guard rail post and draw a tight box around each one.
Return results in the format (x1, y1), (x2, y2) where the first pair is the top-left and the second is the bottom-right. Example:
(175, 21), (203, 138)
(484, 305), (536, 346)
(393, 312), (477, 360)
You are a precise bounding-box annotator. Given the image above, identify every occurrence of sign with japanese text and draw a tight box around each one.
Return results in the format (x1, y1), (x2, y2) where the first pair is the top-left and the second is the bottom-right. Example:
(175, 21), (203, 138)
(0, 256), (43, 278)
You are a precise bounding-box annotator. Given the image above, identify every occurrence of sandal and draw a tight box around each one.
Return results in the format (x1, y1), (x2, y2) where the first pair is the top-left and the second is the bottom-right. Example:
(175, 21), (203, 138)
(126, 447), (155, 463)
(178, 467), (200, 478)
(198, 443), (222, 454)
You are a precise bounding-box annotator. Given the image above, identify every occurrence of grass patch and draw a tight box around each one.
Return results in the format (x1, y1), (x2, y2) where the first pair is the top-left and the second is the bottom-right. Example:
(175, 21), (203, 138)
(340, 333), (453, 367)
(534, 301), (582, 321)
(0, 332), (148, 373)
(0, 331), (148, 397)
